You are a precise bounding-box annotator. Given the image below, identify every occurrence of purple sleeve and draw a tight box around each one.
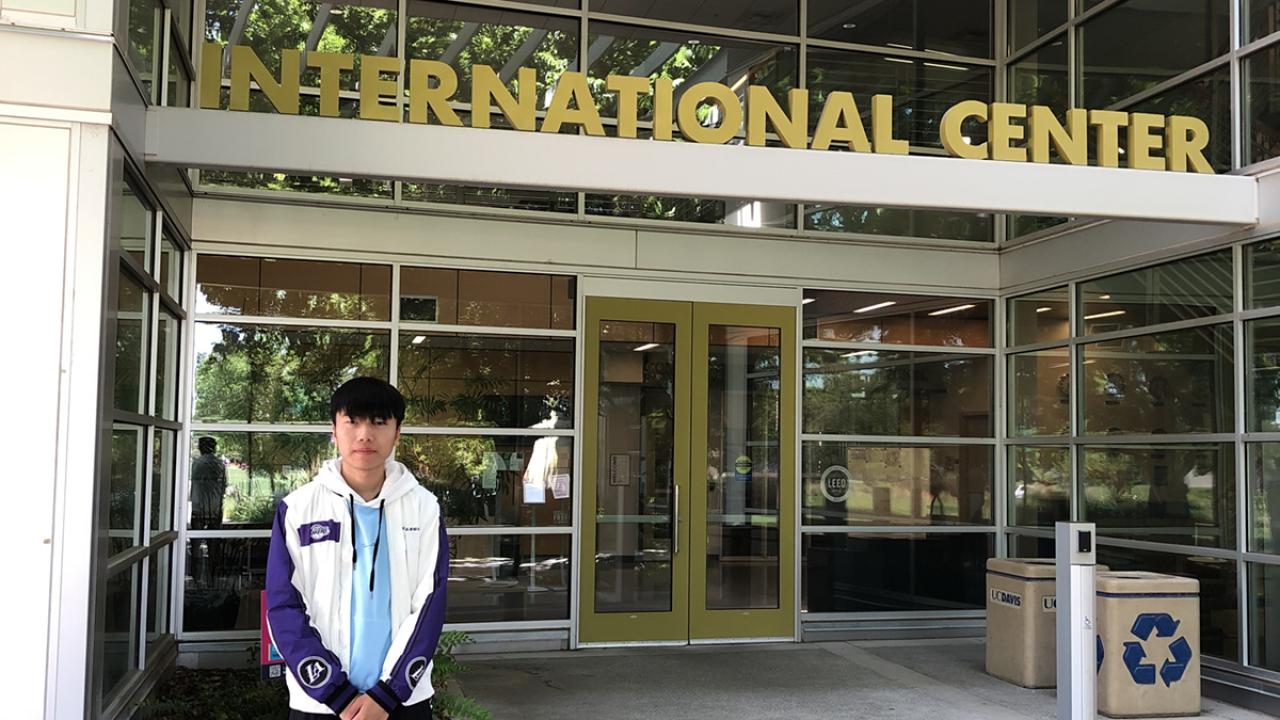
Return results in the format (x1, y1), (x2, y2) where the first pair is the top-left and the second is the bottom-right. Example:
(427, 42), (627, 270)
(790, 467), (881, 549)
(265, 501), (359, 714)
(368, 519), (450, 710)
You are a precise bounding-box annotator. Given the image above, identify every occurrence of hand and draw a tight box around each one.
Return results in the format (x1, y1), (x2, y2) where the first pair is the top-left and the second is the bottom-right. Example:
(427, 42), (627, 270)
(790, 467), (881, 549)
(341, 694), (390, 720)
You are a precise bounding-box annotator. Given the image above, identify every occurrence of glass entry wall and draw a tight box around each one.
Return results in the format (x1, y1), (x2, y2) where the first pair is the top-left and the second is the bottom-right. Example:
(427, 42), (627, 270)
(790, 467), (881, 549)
(579, 299), (796, 644)
(799, 291), (997, 616)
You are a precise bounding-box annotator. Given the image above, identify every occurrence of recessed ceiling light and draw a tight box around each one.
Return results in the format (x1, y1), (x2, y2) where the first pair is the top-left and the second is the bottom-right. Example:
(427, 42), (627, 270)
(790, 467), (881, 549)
(854, 301), (897, 313)
(802, 297), (817, 305)
(633, 342), (659, 352)
(1035, 306), (1052, 313)
(928, 304), (977, 316)
(1084, 310), (1126, 320)
(1099, 294), (1111, 300)
(411, 335), (426, 344)
(842, 22), (858, 29)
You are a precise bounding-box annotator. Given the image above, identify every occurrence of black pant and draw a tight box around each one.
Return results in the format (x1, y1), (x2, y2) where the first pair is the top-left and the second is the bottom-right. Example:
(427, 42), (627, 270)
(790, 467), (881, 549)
(288, 700), (431, 719)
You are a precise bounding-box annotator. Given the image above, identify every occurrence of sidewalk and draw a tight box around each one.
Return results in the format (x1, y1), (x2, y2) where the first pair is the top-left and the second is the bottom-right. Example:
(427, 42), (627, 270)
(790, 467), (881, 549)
(457, 639), (1271, 720)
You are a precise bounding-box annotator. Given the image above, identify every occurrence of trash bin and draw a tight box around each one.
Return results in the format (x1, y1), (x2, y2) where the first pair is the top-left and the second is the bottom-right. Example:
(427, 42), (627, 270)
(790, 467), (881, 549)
(1096, 571), (1200, 718)
(985, 558), (1060, 688)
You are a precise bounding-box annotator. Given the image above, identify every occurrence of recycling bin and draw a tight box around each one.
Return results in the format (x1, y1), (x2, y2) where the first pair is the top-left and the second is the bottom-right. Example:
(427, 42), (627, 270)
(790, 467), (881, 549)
(1096, 571), (1200, 718)
(985, 558), (1061, 688)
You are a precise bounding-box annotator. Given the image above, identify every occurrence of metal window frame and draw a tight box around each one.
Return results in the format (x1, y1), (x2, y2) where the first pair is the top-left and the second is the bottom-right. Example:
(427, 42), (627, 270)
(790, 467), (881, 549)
(176, 247), (584, 641)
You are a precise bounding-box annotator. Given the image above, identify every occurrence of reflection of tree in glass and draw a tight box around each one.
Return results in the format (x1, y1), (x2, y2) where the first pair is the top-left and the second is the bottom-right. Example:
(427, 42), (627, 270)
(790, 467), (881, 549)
(399, 435), (499, 526)
(194, 325), (389, 423)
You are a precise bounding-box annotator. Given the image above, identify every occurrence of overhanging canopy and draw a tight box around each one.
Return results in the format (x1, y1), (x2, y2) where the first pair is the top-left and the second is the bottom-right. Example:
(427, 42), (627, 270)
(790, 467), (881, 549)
(145, 108), (1258, 225)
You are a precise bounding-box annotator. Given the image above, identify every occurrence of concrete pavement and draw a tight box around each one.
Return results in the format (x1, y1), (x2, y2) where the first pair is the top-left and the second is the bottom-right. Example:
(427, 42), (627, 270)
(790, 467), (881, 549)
(457, 638), (1272, 719)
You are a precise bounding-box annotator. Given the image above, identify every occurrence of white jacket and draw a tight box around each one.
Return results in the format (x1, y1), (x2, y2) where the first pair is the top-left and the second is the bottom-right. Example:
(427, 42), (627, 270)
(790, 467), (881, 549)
(266, 458), (447, 715)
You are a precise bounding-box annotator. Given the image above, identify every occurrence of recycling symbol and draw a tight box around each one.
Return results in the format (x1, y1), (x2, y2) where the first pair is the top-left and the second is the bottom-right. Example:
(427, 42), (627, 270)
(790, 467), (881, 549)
(1121, 612), (1193, 687)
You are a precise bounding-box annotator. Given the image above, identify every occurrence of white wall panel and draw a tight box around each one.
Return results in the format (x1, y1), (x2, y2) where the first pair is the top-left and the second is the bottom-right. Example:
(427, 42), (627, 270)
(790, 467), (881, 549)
(0, 118), (70, 720)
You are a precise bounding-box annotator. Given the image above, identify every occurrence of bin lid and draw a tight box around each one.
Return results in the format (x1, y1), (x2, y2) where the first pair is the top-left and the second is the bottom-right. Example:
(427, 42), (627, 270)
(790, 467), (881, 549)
(1097, 571), (1199, 595)
(987, 558), (1057, 579)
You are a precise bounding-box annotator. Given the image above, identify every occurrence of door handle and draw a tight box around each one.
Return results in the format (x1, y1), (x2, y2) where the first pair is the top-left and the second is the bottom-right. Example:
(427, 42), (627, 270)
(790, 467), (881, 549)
(673, 484), (680, 556)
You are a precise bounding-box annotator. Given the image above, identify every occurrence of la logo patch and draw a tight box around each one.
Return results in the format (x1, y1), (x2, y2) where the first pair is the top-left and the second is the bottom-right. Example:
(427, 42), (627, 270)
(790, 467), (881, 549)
(298, 656), (331, 688)
(406, 657), (429, 688)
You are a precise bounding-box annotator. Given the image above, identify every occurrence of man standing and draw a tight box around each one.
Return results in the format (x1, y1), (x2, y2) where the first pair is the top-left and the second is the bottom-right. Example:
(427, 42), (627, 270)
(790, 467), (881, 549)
(266, 377), (448, 719)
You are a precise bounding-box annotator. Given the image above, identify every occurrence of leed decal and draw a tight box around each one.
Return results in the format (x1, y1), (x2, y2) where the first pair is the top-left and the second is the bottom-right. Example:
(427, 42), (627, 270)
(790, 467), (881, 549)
(990, 588), (1022, 608)
(1120, 613), (1194, 687)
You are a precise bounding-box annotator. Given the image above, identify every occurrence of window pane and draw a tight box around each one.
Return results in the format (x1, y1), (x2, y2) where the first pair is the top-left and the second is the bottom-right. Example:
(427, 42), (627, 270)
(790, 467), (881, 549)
(151, 429), (176, 535)
(1010, 215), (1070, 239)
(1081, 324), (1233, 435)
(182, 538), (269, 632)
(100, 565), (140, 700)
(159, 228), (182, 299)
(1083, 444), (1236, 549)
(1248, 562), (1280, 671)
(399, 334), (574, 429)
(1009, 532), (1056, 558)
(1078, 250), (1233, 335)
(1080, 0), (1230, 109)
(1247, 44), (1280, 165)
(403, 182), (578, 214)
(1009, 2), (1067, 53)
(588, 22), (796, 135)
(188, 432), (332, 530)
(114, 268), (150, 414)
(1008, 286), (1070, 346)
(165, 36), (191, 108)
(156, 310), (181, 422)
(200, 169), (395, 197)
(146, 546), (171, 657)
(809, 0), (992, 58)
(193, 323), (390, 423)
(1247, 318), (1280, 431)
(196, 256), (391, 321)
(1010, 32), (1068, 108)
(802, 443), (993, 526)
(1246, 0), (1280, 43)
(1131, 66), (1231, 174)
(807, 49), (992, 150)
(128, 0), (160, 102)
(110, 426), (145, 557)
(406, 1), (576, 115)
(803, 350), (992, 437)
(596, 0), (796, 34)
(399, 267), (575, 329)
(587, 194), (797, 229)
(803, 205), (994, 243)
(446, 533), (570, 623)
(1009, 446), (1070, 527)
(1247, 444), (1280, 553)
(706, 326), (781, 609)
(121, 179), (152, 271)
(204, 0), (397, 98)
(1097, 544), (1239, 661)
(803, 290), (992, 347)
(1010, 349), (1070, 437)
(398, 435), (572, 528)
(1247, 237), (1280, 308)
(802, 532), (993, 612)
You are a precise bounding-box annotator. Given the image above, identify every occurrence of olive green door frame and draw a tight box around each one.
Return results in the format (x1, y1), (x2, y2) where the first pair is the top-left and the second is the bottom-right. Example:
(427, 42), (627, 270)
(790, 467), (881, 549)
(578, 297), (796, 645)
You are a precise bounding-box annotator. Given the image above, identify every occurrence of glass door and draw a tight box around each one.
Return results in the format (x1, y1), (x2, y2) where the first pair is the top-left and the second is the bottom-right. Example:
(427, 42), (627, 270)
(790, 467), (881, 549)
(579, 298), (796, 645)
(579, 298), (692, 643)
(690, 303), (795, 640)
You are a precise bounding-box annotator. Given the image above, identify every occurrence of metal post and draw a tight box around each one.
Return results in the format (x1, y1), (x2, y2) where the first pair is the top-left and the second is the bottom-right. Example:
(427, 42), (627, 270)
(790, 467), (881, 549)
(1056, 521), (1097, 720)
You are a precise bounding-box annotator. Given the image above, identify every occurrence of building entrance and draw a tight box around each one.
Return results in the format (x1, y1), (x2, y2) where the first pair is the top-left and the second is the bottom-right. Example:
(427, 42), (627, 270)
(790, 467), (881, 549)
(578, 298), (796, 645)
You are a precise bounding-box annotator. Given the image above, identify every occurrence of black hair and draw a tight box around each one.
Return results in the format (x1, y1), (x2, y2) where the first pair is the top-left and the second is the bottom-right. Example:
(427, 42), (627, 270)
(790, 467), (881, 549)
(330, 377), (406, 427)
(198, 436), (217, 454)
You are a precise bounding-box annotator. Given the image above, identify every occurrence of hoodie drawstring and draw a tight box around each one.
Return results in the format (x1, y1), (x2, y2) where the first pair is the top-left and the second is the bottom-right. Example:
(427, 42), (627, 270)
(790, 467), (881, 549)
(369, 499), (385, 593)
(349, 495), (386, 593)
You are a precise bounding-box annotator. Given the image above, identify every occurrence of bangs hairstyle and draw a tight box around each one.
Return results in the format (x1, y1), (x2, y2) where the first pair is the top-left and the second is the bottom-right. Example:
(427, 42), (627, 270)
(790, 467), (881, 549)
(330, 377), (406, 426)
